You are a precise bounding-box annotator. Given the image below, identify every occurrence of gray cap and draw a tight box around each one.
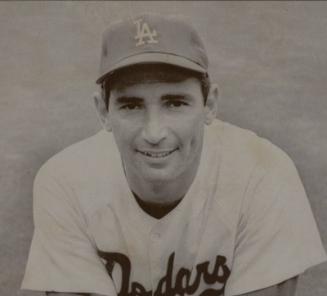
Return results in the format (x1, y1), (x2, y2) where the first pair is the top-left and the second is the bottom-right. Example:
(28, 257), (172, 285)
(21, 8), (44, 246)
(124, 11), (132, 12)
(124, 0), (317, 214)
(96, 14), (208, 84)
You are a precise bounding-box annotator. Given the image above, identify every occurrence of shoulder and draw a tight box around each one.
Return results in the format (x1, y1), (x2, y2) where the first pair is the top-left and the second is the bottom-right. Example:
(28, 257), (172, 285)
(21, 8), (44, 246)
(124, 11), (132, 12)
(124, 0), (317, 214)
(34, 130), (122, 217)
(217, 120), (305, 223)
(36, 130), (118, 181)
(210, 119), (296, 177)
(206, 120), (298, 223)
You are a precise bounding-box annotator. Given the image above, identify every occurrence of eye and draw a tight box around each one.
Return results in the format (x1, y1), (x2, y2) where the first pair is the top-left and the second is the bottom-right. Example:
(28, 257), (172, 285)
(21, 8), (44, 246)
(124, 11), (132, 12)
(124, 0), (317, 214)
(165, 100), (188, 109)
(120, 102), (143, 110)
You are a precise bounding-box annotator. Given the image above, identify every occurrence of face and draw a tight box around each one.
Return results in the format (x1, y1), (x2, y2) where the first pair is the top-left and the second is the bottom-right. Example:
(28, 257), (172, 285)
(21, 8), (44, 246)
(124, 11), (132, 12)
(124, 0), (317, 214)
(103, 77), (215, 190)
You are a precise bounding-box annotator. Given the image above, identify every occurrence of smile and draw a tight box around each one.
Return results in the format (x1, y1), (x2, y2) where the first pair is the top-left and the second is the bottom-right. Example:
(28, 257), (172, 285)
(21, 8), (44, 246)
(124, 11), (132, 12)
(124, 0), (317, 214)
(137, 149), (177, 158)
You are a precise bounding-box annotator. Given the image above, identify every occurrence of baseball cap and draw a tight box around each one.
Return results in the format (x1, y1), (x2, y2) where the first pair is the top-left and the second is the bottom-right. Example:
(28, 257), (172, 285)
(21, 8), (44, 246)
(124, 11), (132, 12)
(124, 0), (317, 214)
(96, 13), (208, 84)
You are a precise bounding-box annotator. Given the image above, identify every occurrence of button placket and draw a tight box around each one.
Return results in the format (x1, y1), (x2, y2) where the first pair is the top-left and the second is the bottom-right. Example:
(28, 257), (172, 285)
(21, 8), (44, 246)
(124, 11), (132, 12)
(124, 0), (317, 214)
(149, 226), (164, 290)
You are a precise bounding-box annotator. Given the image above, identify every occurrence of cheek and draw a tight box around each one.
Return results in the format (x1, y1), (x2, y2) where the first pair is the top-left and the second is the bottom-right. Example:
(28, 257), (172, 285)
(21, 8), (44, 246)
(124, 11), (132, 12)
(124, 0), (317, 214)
(189, 124), (204, 152)
(110, 118), (138, 151)
(175, 113), (205, 150)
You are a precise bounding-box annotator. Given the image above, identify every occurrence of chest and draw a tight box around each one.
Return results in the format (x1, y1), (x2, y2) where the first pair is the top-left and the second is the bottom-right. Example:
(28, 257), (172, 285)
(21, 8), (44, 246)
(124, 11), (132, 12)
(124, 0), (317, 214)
(89, 202), (236, 296)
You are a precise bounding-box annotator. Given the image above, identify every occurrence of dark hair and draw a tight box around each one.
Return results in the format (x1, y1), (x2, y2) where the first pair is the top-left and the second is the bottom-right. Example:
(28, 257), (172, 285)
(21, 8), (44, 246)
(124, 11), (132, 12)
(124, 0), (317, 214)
(101, 63), (210, 109)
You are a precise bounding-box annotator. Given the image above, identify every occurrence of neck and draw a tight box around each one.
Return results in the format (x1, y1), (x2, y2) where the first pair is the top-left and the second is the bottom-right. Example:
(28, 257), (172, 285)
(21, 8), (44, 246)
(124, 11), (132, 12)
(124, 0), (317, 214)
(133, 191), (182, 219)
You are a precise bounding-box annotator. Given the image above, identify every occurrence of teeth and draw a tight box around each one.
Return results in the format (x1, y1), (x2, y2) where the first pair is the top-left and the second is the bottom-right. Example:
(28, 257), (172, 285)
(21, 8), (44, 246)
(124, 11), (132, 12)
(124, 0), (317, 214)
(139, 150), (175, 158)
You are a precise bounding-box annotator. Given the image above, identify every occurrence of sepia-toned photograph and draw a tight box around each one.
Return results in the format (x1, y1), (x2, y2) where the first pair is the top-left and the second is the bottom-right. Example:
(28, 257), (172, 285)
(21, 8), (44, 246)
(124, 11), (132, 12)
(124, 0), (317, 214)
(0, 2), (326, 296)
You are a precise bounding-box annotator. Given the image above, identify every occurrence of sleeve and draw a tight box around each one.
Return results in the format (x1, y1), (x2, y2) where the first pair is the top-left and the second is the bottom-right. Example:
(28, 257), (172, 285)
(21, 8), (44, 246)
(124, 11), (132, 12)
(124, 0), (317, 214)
(225, 152), (327, 296)
(21, 166), (117, 296)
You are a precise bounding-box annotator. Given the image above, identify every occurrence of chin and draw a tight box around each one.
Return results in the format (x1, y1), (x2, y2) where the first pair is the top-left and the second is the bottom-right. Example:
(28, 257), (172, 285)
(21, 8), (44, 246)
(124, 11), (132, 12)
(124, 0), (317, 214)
(140, 167), (178, 184)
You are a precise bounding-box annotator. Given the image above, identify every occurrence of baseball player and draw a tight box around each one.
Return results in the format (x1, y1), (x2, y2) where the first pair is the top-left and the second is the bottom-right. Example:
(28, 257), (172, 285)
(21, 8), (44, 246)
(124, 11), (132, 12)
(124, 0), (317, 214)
(22, 14), (326, 296)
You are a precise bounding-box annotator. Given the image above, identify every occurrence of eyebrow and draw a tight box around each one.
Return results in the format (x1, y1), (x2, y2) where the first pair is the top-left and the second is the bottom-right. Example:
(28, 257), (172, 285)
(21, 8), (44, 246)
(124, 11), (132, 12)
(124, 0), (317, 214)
(114, 93), (193, 105)
(114, 96), (144, 104)
(161, 94), (192, 101)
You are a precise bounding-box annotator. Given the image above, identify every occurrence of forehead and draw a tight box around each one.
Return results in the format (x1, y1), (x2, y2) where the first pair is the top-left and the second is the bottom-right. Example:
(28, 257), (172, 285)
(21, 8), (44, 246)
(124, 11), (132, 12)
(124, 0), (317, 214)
(110, 77), (202, 98)
(106, 63), (200, 92)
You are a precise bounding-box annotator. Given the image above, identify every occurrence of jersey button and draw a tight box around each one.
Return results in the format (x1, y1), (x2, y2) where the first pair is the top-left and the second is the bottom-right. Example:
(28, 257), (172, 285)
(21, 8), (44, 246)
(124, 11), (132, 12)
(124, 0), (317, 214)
(151, 232), (160, 240)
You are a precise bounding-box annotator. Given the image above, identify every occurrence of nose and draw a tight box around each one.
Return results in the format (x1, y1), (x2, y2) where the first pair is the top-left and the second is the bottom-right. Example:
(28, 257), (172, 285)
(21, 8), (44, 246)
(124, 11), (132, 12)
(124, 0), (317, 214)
(141, 110), (167, 145)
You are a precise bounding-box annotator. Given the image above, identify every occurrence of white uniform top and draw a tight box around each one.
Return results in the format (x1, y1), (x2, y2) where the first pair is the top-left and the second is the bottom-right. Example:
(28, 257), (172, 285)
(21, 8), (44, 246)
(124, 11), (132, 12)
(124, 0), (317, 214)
(22, 119), (326, 296)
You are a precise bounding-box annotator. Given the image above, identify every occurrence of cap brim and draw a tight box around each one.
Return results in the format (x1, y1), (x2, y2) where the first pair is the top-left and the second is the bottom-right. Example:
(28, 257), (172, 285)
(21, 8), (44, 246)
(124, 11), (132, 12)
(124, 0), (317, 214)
(96, 52), (207, 84)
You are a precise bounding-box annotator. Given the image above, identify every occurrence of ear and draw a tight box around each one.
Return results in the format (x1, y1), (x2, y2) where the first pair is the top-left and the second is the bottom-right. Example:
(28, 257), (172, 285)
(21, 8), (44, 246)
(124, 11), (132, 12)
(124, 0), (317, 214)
(204, 83), (219, 125)
(93, 91), (112, 131)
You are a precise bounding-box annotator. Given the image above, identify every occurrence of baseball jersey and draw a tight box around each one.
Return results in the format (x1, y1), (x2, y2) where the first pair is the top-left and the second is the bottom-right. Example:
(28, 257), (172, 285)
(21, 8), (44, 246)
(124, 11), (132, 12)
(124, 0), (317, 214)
(22, 119), (327, 296)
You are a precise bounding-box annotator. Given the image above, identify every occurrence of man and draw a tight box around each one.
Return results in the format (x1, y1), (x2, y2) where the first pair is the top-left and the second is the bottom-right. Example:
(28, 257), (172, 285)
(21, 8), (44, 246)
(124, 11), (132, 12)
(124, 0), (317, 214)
(22, 14), (326, 296)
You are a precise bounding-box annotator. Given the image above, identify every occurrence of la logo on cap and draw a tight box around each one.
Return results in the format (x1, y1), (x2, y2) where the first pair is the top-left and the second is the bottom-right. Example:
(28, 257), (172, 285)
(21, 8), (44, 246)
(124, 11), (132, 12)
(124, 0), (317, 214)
(134, 18), (158, 46)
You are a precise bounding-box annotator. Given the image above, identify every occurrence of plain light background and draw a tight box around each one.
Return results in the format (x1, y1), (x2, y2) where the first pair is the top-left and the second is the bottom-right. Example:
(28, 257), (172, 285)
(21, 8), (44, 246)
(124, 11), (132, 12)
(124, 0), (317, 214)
(0, 2), (326, 295)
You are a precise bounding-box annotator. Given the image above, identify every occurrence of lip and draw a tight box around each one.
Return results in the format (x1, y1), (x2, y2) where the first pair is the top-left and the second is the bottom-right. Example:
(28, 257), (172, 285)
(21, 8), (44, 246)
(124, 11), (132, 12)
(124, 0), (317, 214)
(136, 148), (178, 158)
